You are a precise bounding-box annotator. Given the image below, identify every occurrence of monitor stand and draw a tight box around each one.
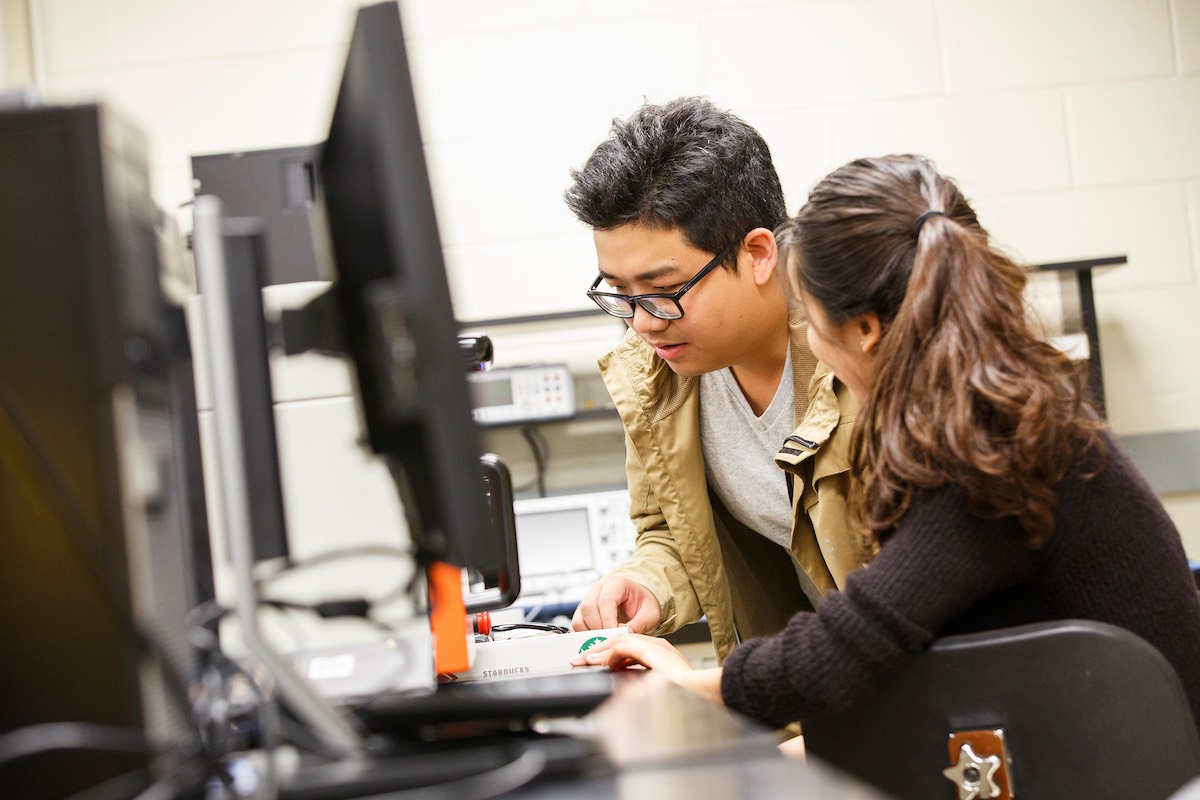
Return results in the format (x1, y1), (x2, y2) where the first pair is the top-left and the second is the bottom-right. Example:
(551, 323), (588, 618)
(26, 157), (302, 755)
(192, 195), (365, 757)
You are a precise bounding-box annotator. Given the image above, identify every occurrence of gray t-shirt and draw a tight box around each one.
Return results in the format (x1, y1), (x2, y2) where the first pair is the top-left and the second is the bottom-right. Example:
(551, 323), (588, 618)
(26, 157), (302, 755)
(699, 347), (794, 550)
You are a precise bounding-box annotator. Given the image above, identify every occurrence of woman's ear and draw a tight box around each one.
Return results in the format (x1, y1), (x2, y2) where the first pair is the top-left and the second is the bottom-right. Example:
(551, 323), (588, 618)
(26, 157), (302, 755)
(857, 313), (883, 355)
(743, 227), (779, 287)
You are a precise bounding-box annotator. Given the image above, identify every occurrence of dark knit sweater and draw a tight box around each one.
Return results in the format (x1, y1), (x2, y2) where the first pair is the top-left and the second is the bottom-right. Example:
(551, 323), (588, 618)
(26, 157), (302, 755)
(721, 429), (1200, 730)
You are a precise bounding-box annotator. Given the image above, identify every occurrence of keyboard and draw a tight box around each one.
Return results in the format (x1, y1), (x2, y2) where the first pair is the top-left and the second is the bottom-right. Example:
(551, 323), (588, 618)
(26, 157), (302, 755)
(353, 668), (615, 732)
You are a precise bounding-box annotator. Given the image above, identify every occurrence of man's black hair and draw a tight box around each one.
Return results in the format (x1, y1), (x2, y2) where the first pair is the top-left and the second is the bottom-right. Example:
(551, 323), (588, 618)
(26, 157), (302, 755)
(564, 96), (787, 261)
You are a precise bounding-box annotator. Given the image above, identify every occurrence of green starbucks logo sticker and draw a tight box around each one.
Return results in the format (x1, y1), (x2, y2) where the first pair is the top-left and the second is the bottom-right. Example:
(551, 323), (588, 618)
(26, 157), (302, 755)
(578, 636), (607, 654)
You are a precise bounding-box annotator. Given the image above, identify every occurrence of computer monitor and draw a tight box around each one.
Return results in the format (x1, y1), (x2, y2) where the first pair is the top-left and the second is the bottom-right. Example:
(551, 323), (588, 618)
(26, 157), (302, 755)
(313, 1), (507, 586)
(191, 144), (323, 286)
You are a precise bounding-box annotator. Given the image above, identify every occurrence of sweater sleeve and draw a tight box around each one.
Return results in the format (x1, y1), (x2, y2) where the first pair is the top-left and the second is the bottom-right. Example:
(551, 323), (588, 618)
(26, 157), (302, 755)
(721, 486), (1039, 728)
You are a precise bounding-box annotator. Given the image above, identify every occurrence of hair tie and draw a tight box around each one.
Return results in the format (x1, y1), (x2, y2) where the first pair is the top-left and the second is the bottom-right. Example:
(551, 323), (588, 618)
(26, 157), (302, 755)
(912, 209), (945, 236)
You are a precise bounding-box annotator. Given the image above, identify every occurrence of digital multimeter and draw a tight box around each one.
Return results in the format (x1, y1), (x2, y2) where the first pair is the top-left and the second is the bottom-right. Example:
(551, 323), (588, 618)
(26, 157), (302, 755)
(467, 364), (575, 425)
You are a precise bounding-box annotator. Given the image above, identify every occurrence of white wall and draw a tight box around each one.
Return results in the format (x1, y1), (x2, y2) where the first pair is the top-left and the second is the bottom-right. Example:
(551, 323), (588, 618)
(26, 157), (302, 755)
(0, 6), (6, 86)
(0, 0), (24, 87)
(12, 0), (1200, 556)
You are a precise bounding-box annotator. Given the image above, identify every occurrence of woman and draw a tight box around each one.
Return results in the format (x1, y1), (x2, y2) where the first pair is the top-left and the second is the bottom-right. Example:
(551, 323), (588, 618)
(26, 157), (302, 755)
(572, 154), (1200, 732)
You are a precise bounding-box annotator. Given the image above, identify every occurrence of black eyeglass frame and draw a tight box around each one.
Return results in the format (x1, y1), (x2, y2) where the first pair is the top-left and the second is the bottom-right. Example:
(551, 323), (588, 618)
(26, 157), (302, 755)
(586, 235), (745, 321)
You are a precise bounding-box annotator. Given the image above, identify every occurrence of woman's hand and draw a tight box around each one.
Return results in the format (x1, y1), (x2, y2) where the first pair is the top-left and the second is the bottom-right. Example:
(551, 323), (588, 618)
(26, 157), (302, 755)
(571, 633), (725, 707)
(571, 632), (689, 675)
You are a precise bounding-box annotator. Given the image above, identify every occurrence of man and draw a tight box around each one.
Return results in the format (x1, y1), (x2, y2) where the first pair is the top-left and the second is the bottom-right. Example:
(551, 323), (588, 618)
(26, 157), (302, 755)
(563, 96), (863, 662)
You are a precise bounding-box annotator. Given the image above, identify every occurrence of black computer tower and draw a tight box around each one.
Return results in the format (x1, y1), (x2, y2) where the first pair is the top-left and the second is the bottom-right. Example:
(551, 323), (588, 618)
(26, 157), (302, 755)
(0, 103), (208, 798)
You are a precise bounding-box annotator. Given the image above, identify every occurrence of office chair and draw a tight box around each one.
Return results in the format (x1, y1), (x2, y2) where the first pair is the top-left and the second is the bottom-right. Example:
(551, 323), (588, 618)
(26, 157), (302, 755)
(803, 619), (1200, 800)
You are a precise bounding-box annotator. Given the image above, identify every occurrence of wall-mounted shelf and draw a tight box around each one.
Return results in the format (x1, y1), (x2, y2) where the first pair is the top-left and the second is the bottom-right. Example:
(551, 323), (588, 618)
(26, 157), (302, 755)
(458, 308), (609, 330)
(1033, 255), (1125, 418)
(459, 254), (1126, 422)
(476, 405), (619, 430)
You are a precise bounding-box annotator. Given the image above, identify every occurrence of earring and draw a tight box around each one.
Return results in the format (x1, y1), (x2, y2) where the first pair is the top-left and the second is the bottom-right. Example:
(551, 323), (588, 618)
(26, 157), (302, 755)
(859, 340), (867, 351)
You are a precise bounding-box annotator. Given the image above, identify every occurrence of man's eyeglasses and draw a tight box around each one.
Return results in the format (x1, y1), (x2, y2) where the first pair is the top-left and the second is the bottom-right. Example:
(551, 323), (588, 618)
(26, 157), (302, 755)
(586, 235), (744, 321)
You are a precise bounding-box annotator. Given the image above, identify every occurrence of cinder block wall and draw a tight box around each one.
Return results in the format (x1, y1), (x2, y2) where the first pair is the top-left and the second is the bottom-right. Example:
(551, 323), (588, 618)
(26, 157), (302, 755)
(15, 0), (1200, 557)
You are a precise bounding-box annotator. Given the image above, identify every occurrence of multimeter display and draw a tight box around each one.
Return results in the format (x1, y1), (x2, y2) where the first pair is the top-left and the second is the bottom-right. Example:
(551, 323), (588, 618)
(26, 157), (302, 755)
(472, 377), (514, 408)
(468, 364), (575, 425)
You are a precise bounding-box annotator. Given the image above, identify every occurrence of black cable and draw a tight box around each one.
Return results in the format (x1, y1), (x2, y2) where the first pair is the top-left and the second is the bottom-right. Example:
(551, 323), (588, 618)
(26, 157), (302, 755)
(490, 622), (570, 635)
(185, 626), (282, 791)
(0, 723), (150, 767)
(190, 599), (421, 767)
(0, 723), (213, 799)
(519, 425), (550, 497)
(190, 596), (379, 638)
(255, 544), (414, 588)
(185, 596), (316, 799)
(534, 426), (552, 496)
(254, 543), (418, 633)
(263, 597), (403, 646)
(332, 745), (548, 800)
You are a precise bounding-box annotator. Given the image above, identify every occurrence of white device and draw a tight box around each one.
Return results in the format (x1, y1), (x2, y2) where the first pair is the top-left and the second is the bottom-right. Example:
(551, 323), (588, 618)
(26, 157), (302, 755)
(293, 628), (435, 704)
(446, 627), (628, 684)
(468, 363), (575, 425)
(511, 489), (639, 616)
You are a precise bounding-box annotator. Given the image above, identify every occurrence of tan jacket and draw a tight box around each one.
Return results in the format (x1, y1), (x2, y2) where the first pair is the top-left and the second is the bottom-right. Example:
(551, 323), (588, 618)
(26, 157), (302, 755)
(598, 306), (862, 662)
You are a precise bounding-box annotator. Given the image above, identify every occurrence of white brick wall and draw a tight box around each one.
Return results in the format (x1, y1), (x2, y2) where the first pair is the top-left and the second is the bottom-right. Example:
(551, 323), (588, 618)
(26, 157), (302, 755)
(14, 0), (1200, 555)
(939, 0), (1175, 90)
(0, 6), (7, 86)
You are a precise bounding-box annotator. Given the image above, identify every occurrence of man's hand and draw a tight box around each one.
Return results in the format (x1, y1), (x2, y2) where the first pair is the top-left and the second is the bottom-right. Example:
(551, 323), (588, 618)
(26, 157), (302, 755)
(571, 575), (661, 633)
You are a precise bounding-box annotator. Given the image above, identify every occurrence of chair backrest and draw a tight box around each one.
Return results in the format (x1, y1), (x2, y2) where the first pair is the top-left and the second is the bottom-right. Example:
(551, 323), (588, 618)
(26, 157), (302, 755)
(804, 620), (1200, 800)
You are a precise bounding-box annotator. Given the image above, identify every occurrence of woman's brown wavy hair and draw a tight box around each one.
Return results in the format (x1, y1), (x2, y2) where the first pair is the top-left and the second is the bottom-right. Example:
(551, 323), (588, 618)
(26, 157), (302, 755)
(781, 155), (1104, 547)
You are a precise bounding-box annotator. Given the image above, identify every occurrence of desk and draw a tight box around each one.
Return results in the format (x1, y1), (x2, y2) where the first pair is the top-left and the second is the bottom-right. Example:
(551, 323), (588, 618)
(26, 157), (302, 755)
(496, 672), (890, 798)
(293, 671), (889, 798)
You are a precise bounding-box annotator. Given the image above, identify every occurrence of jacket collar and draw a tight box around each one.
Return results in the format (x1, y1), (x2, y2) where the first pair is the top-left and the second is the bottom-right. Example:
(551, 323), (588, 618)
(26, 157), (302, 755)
(775, 365), (842, 471)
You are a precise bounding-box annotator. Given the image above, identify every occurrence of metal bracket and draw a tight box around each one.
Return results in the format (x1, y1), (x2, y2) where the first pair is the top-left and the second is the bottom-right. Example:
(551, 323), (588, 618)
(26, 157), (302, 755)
(943, 729), (1014, 800)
